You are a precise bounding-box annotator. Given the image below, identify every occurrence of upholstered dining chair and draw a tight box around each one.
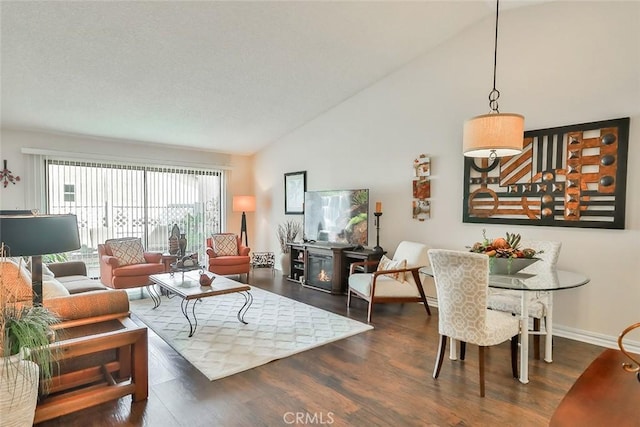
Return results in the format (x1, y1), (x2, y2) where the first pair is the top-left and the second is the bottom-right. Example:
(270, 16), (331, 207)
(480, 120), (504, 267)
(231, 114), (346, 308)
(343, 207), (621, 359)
(206, 233), (251, 282)
(487, 240), (561, 360)
(428, 249), (520, 397)
(347, 241), (431, 323)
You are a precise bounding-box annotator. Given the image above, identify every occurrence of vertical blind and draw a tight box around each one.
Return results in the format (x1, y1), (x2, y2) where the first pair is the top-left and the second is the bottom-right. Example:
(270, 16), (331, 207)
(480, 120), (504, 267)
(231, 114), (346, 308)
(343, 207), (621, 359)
(45, 159), (224, 274)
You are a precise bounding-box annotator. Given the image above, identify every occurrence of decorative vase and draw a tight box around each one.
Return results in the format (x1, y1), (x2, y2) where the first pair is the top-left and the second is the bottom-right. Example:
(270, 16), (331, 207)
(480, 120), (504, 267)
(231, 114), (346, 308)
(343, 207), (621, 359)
(169, 224), (180, 255)
(280, 252), (291, 277)
(0, 353), (39, 427)
(179, 233), (187, 257)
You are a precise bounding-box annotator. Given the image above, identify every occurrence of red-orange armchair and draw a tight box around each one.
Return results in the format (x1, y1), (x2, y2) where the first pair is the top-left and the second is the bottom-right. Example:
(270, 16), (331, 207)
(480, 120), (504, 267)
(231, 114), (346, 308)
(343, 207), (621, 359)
(98, 237), (164, 289)
(206, 233), (251, 282)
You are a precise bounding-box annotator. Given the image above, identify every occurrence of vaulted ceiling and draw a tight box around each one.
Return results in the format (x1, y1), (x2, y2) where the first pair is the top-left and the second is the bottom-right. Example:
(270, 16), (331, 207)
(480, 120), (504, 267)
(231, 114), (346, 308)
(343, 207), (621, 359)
(1, 1), (545, 155)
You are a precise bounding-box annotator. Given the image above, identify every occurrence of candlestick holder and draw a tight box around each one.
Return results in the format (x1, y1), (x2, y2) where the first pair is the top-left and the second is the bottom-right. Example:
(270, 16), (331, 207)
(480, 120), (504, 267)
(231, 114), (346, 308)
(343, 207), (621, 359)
(373, 212), (383, 253)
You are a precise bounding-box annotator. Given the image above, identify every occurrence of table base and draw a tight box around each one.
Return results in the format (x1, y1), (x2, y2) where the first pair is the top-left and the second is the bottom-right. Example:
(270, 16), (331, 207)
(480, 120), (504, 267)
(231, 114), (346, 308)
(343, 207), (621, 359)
(146, 284), (253, 337)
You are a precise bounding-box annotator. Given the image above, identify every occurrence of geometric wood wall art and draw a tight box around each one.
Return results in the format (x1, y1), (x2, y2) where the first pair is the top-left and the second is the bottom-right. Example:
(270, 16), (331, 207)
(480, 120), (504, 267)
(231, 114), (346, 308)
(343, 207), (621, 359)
(463, 117), (629, 229)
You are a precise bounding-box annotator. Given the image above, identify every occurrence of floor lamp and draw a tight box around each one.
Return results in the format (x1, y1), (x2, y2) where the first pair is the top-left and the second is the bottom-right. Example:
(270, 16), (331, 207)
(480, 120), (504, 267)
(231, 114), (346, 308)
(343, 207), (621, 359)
(0, 213), (81, 305)
(232, 195), (256, 247)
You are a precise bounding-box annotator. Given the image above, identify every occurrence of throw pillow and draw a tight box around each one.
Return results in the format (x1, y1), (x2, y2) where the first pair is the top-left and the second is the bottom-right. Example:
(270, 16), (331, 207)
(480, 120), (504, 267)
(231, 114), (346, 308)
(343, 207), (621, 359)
(42, 263), (55, 279)
(27, 259), (55, 279)
(43, 278), (71, 300)
(376, 255), (407, 282)
(212, 234), (238, 256)
(106, 238), (146, 266)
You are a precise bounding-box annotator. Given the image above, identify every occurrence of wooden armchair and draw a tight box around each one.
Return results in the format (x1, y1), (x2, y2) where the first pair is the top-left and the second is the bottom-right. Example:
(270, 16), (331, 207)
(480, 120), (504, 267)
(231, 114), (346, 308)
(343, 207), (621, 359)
(347, 241), (432, 323)
(206, 233), (251, 282)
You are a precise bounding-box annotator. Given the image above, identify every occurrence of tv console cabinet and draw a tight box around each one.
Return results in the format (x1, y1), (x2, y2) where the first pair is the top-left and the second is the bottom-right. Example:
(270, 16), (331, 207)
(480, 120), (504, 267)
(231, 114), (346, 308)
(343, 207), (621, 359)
(286, 243), (384, 294)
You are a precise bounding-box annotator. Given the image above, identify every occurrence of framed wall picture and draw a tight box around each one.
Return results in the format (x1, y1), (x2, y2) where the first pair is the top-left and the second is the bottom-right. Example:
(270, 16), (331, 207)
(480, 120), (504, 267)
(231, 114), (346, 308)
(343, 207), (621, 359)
(284, 171), (306, 214)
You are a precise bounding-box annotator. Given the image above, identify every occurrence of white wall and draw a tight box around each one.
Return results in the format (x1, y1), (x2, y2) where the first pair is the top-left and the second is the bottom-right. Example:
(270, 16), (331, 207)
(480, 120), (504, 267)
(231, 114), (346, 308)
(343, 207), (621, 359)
(0, 129), (255, 235)
(254, 1), (640, 344)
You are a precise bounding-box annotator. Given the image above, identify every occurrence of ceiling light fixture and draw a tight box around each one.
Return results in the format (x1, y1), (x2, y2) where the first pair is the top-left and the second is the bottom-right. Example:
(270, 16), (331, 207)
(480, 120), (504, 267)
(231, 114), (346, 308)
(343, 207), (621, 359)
(463, 0), (524, 160)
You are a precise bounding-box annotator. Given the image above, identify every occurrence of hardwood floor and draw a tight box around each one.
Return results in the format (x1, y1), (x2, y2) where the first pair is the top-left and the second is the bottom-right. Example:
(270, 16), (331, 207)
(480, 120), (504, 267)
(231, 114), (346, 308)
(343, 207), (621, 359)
(37, 269), (604, 426)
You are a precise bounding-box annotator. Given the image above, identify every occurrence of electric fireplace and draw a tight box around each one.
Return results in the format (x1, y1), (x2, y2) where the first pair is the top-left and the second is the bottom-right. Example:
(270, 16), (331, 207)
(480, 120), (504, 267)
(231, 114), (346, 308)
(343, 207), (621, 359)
(306, 252), (334, 291)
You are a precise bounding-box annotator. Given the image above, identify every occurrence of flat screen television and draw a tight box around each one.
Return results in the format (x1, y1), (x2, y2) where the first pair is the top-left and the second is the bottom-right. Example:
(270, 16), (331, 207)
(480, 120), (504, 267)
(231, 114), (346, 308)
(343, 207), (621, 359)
(303, 189), (369, 246)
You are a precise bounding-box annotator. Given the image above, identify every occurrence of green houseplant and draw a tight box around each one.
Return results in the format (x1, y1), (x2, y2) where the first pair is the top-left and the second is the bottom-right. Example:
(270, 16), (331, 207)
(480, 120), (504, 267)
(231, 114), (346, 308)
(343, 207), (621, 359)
(1, 257), (59, 426)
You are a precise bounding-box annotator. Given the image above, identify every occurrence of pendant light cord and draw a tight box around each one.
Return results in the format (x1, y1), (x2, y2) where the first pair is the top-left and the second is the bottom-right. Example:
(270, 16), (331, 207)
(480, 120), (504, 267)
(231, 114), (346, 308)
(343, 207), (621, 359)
(489, 0), (500, 113)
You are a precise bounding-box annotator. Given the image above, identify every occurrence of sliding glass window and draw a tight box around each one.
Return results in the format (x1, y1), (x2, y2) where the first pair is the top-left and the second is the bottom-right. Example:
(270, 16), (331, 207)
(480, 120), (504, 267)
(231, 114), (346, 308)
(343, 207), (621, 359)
(45, 159), (223, 276)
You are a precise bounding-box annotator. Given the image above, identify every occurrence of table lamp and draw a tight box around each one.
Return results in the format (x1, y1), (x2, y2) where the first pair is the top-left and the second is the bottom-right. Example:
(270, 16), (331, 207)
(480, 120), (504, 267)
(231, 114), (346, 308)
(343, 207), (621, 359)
(0, 213), (81, 304)
(232, 195), (256, 247)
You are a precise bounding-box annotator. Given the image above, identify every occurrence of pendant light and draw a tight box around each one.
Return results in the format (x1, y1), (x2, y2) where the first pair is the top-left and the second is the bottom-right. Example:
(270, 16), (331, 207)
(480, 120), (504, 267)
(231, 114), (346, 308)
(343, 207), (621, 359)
(463, 0), (524, 160)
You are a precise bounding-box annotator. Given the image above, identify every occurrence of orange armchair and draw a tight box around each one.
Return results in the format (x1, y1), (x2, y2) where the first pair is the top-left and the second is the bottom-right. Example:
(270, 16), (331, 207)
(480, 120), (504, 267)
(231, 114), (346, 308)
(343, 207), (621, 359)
(206, 233), (251, 282)
(98, 238), (164, 289)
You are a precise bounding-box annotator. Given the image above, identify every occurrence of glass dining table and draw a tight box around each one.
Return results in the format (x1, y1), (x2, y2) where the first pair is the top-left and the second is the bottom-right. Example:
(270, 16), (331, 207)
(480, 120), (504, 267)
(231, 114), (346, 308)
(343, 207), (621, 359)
(419, 266), (590, 384)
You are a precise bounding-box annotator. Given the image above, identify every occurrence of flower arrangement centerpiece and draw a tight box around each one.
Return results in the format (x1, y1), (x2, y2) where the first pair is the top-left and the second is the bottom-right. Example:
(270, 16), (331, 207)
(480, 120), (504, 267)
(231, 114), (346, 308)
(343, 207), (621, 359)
(468, 230), (542, 274)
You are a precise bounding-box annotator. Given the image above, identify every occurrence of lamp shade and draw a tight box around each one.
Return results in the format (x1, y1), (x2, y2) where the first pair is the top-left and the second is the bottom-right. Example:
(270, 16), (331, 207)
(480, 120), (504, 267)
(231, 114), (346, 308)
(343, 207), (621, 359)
(463, 113), (525, 158)
(0, 214), (81, 257)
(232, 195), (256, 213)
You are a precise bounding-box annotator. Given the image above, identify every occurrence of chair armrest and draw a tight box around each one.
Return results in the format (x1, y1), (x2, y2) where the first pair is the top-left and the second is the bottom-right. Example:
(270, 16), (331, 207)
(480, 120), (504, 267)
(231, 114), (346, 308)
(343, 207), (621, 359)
(144, 252), (162, 263)
(101, 255), (119, 268)
(47, 261), (87, 278)
(349, 260), (380, 275)
(206, 246), (217, 258)
(238, 245), (250, 256)
(45, 290), (130, 326)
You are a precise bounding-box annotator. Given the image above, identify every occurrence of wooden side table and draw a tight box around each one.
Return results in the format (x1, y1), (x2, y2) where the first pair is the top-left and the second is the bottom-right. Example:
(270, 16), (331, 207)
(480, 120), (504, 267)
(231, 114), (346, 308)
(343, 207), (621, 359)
(34, 316), (148, 423)
(161, 253), (178, 272)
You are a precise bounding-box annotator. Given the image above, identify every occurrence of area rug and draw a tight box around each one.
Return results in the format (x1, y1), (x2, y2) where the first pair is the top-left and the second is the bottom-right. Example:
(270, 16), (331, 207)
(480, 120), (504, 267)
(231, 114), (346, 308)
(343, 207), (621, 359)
(129, 286), (373, 380)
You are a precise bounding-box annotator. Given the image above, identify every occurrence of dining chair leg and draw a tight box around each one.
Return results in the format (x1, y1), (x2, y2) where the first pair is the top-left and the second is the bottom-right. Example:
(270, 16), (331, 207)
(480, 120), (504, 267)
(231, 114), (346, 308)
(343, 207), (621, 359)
(533, 318), (541, 360)
(478, 346), (485, 397)
(346, 289), (352, 308)
(366, 300), (373, 323)
(433, 335), (447, 379)
(460, 341), (467, 361)
(510, 335), (519, 378)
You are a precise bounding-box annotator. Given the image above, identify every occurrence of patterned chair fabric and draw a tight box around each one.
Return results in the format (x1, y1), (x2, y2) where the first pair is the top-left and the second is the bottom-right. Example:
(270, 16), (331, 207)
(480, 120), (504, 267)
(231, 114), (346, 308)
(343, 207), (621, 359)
(486, 240), (561, 359)
(347, 241), (431, 323)
(428, 249), (520, 397)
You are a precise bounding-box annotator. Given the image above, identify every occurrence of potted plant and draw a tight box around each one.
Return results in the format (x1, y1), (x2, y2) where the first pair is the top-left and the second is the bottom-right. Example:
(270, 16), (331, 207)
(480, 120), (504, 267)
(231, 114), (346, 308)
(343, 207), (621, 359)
(277, 220), (302, 276)
(1, 257), (59, 426)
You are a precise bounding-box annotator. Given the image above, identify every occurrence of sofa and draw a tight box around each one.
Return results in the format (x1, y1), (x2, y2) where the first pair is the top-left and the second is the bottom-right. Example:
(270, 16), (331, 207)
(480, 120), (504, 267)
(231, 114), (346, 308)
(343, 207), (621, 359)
(0, 258), (131, 327)
(44, 261), (131, 326)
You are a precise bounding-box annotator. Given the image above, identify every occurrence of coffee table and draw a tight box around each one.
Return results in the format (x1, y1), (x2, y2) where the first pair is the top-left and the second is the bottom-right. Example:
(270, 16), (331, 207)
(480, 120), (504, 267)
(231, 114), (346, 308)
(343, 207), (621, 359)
(148, 270), (253, 337)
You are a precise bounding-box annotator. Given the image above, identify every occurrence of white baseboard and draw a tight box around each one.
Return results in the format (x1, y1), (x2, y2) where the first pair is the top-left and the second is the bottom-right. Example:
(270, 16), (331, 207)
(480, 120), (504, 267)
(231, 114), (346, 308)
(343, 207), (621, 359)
(425, 298), (640, 355)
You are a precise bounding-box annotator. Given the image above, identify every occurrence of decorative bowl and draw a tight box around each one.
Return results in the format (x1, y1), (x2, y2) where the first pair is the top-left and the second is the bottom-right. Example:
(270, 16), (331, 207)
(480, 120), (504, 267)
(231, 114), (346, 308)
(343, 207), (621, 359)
(489, 257), (539, 275)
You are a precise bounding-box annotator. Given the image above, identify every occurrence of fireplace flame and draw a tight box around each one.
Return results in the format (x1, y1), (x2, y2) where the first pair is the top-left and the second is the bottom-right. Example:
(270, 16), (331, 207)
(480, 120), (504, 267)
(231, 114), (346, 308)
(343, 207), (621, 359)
(317, 269), (331, 282)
